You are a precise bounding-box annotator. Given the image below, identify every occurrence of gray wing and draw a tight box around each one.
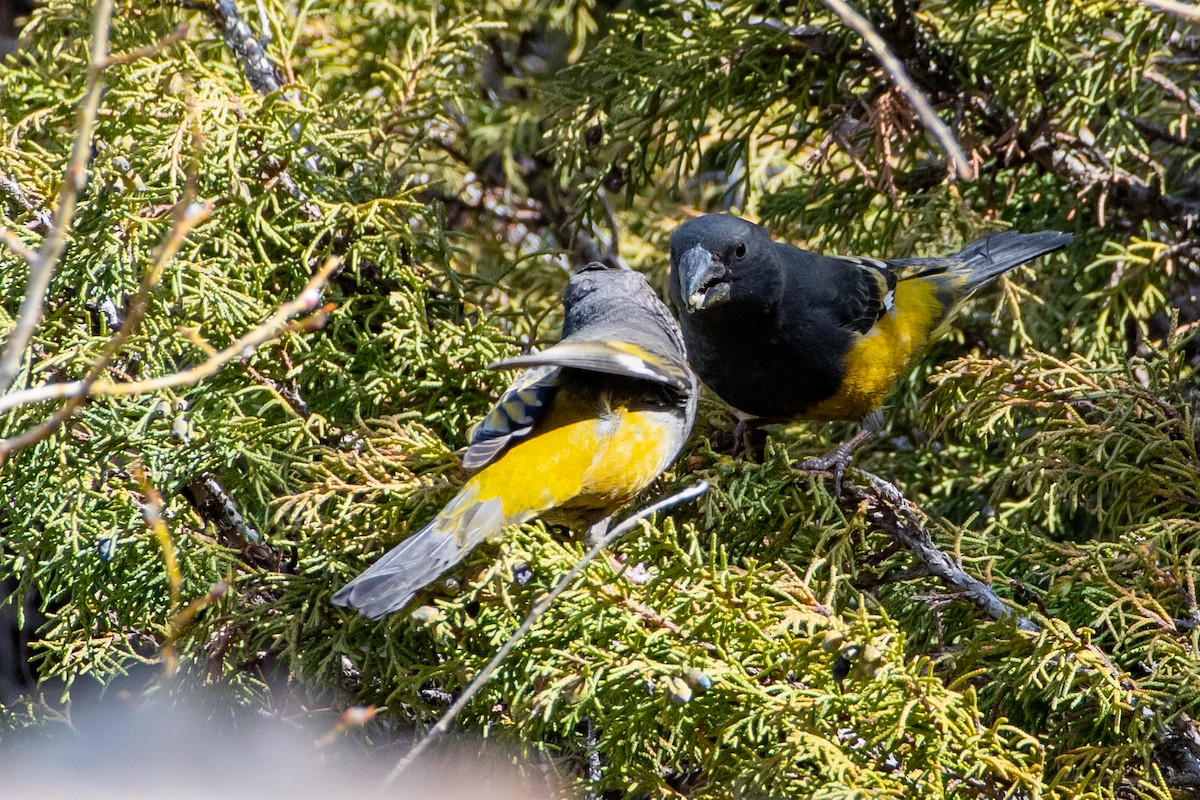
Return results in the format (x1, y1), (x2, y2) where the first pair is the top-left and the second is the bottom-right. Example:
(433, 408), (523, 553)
(463, 337), (694, 471)
(462, 364), (561, 470)
(492, 339), (691, 392)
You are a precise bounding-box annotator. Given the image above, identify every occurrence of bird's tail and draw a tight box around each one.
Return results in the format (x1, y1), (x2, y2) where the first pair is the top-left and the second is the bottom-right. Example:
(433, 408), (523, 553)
(898, 230), (1073, 313)
(953, 230), (1074, 292)
(331, 482), (532, 619)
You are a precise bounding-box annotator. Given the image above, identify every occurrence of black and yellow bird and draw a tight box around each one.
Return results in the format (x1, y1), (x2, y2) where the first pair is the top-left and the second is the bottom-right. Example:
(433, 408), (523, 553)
(333, 263), (697, 619)
(668, 214), (1072, 462)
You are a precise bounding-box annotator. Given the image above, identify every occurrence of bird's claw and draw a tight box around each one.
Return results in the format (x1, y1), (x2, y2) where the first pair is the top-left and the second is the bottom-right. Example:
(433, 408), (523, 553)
(797, 443), (856, 496)
(732, 417), (753, 457)
(796, 427), (875, 495)
(606, 552), (654, 585)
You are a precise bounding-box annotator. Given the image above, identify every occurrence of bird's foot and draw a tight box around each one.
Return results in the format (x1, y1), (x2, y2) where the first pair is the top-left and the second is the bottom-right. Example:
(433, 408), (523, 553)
(606, 552), (654, 585)
(797, 428), (875, 496)
(731, 416), (764, 458)
(586, 518), (653, 584)
(731, 417), (751, 457)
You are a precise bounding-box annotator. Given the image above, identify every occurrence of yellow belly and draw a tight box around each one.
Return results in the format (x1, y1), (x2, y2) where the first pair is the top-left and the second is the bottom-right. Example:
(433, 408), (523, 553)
(805, 278), (945, 420)
(466, 387), (678, 526)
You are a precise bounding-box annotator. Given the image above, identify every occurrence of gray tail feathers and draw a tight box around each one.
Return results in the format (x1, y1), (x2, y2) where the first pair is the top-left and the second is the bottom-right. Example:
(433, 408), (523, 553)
(955, 230), (1074, 292)
(331, 487), (521, 620)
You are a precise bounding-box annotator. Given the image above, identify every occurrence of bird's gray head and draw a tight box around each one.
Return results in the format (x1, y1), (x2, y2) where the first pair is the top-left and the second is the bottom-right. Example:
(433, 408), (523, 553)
(563, 262), (650, 316)
(562, 262), (679, 347)
(668, 214), (775, 314)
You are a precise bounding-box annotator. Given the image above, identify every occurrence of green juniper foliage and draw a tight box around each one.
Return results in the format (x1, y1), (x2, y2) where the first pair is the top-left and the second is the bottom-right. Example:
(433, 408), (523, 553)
(1, 0), (1198, 797)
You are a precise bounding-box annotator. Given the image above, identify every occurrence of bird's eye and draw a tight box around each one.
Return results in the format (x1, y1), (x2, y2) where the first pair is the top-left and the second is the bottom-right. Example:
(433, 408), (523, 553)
(734, 243), (747, 259)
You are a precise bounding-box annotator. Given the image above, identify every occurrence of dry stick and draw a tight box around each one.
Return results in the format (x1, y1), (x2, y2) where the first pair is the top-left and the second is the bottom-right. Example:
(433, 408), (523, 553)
(847, 467), (1041, 633)
(0, 257), (339, 416)
(0, 199), (211, 458)
(854, 469), (1131, 688)
(0, 0), (115, 397)
(0, 228), (40, 265)
(103, 21), (190, 67)
(382, 481), (711, 786)
(849, 462), (1135, 693)
(185, 473), (278, 570)
(133, 465), (183, 674)
(208, 0), (324, 184)
(819, 0), (973, 181)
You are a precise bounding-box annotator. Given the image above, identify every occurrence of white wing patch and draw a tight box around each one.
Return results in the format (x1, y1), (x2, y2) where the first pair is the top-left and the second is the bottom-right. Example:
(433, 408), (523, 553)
(612, 352), (660, 379)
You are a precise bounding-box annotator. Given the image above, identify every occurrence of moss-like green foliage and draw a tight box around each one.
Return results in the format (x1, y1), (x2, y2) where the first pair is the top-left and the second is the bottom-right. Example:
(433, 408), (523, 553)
(2, 1), (1198, 798)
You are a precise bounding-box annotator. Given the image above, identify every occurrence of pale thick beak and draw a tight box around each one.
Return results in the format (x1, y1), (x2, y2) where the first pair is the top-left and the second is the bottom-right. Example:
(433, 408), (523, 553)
(678, 243), (731, 312)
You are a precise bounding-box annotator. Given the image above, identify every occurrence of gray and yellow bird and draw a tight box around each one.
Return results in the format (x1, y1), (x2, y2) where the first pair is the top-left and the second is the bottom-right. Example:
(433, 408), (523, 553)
(333, 263), (697, 619)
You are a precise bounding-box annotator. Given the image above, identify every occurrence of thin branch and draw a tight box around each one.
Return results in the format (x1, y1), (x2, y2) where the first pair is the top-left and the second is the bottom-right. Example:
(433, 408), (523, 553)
(868, 0), (1200, 231)
(133, 465), (182, 674)
(0, 257), (339, 416)
(185, 473), (278, 569)
(0, 228), (40, 265)
(1142, 67), (1200, 115)
(852, 564), (932, 590)
(382, 481), (711, 786)
(1022, 128), (1200, 228)
(203, 1), (323, 216)
(0, 0), (115, 396)
(103, 21), (190, 66)
(0, 199), (211, 458)
(0, 174), (52, 232)
(847, 459), (1138, 685)
(208, 0), (283, 94)
(846, 467), (1040, 632)
(820, 0), (973, 181)
(1119, 109), (1200, 152)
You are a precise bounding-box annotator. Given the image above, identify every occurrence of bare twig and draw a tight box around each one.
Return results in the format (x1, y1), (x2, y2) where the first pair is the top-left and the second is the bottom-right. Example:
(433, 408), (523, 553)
(133, 465), (183, 674)
(865, 0), (1199, 232)
(846, 467), (1040, 632)
(852, 565), (932, 590)
(0, 257), (339, 416)
(137, 466), (232, 676)
(680, 0), (837, 52)
(0, 228), (40, 265)
(819, 0), (973, 181)
(1023, 129), (1200, 229)
(0, 174), (52, 232)
(382, 481), (711, 786)
(185, 473), (278, 569)
(245, 349), (312, 419)
(1119, 109), (1200, 152)
(0, 0), (115, 396)
(207, 0), (282, 94)
(844, 467), (1165, 690)
(0, 199), (212, 458)
(1136, 0), (1200, 21)
(203, 1), (323, 217)
(103, 21), (190, 66)
(1142, 67), (1200, 115)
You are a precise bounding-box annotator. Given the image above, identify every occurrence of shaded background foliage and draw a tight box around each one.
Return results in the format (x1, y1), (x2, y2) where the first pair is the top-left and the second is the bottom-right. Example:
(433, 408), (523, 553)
(1, 0), (1199, 797)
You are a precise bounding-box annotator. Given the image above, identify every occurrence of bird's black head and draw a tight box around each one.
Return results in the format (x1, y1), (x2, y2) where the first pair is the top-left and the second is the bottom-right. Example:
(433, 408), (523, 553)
(668, 214), (778, 314)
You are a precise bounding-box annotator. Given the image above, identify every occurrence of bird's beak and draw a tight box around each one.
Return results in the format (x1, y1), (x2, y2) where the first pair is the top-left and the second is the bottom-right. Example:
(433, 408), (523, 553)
(678, 244), (731, 312)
